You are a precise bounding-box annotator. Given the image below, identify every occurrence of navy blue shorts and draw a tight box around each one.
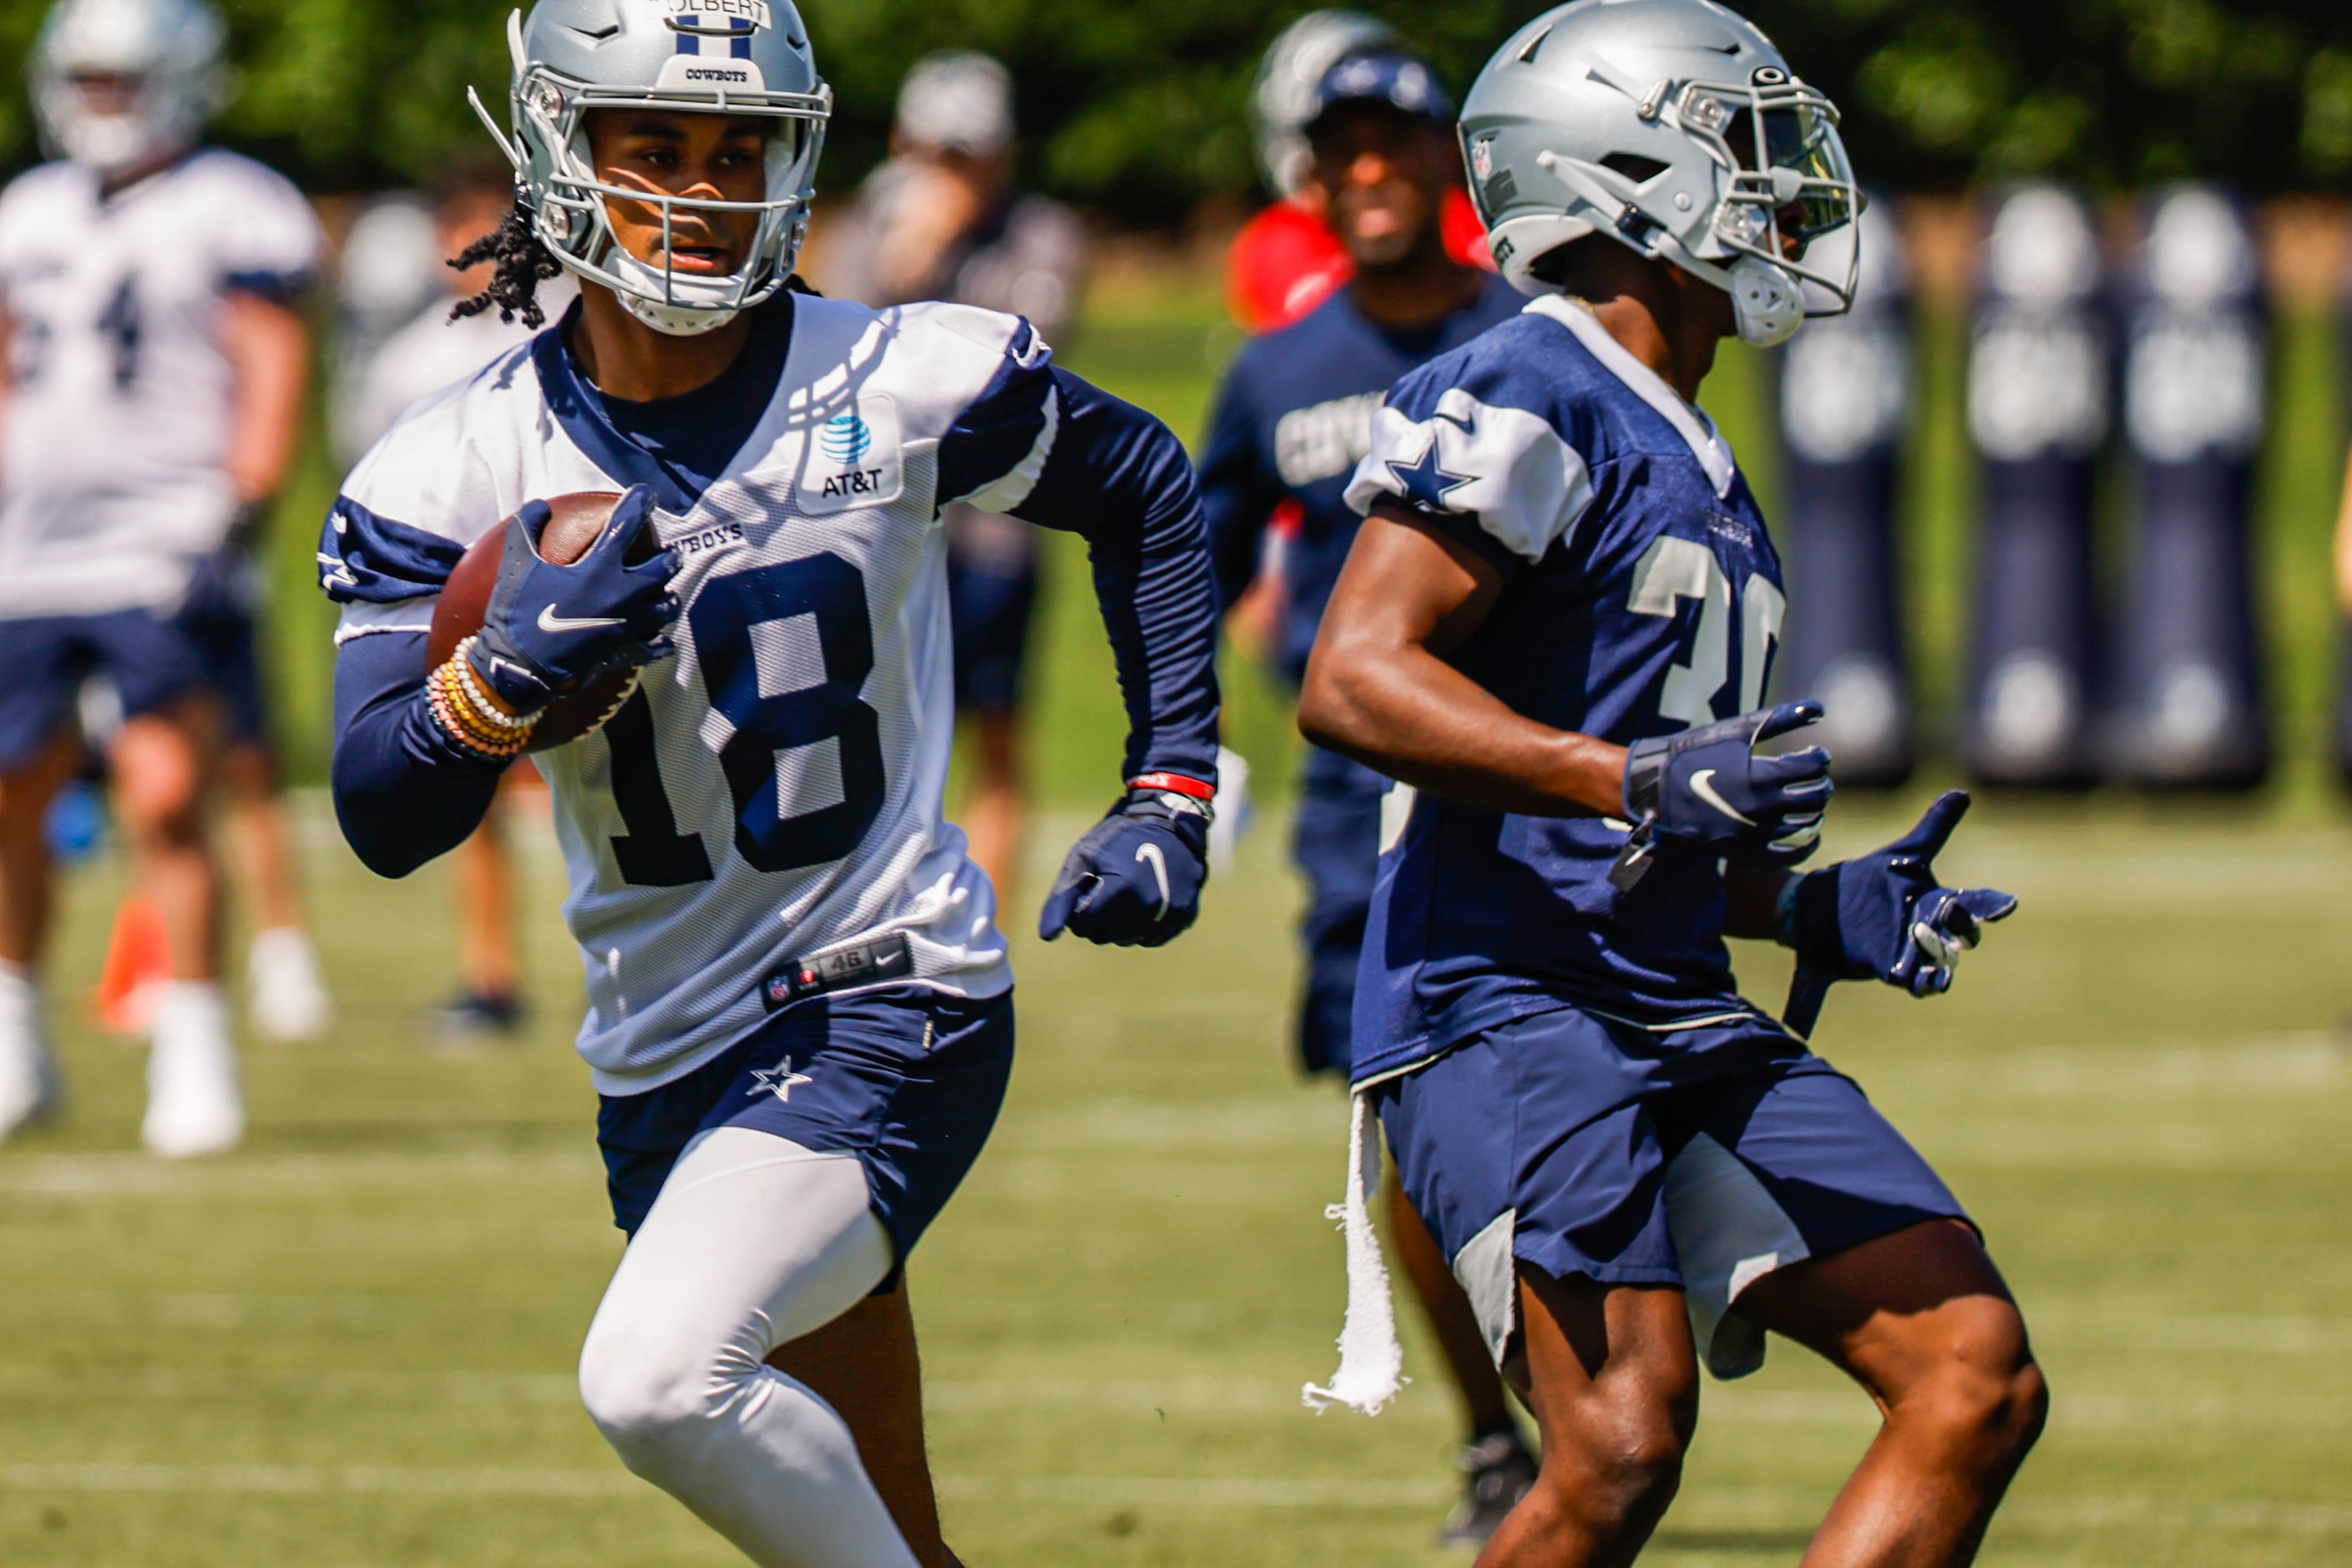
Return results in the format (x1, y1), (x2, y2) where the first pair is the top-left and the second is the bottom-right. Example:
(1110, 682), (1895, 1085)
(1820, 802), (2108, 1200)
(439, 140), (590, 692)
(175, 554), (271, 746)
(596, 984), (1015, 1260)
(0, 609), (207, 771)
(947, 556), (1038, 716)
(1377, 1006), (1965, 1377)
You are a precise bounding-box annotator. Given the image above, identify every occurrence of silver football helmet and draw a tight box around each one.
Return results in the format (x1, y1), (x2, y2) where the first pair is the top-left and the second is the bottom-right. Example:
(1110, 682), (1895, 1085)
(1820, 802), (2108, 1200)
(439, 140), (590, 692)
(1458, 0), (1861, 347)
(1251, 10), (1401, 199)
(473, 2), (832, 336)
(30, 0), (225, 175)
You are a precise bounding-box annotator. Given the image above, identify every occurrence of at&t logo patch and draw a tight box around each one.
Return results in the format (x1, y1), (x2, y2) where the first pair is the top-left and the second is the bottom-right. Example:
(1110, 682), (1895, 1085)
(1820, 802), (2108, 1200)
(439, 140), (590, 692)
(799, 395), (903, 513)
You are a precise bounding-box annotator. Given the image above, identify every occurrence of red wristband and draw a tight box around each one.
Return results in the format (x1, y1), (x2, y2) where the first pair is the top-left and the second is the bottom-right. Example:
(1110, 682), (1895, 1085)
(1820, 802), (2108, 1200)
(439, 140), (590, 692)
(1128, 771), (1216, 801)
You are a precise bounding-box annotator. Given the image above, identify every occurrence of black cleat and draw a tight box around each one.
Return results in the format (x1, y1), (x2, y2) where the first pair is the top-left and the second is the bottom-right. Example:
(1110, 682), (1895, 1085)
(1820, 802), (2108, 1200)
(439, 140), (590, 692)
(1439, 1429), (1537, 1548)
(432, 990), (527, 1042)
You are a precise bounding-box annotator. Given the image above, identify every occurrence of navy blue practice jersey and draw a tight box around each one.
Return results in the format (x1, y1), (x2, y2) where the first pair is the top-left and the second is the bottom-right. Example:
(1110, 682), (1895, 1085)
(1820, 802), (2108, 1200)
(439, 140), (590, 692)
(1200, 273), (1522, 682)
(1342, 294), (1789, 1085)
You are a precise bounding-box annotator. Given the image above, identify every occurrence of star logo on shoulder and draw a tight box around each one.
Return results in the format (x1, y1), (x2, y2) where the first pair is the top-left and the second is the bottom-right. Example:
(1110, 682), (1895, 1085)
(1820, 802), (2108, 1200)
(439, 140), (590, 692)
(1385, 438), (1475, 513)
(748, 1057), (815, 1104)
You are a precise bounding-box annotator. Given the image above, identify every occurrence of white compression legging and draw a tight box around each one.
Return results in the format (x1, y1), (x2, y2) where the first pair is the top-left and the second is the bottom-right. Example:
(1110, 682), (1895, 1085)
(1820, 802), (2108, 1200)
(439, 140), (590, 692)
(577, 1125), (921, 1568)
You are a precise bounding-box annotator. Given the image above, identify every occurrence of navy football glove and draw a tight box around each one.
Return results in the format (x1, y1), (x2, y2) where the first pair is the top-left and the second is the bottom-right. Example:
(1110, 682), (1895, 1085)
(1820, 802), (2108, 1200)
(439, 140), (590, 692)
(467, 486), (682, 712)
(1039, 782), (1212, 948)
(1782, 790), (2019, 1035)
(1615, 701), (1833, 888)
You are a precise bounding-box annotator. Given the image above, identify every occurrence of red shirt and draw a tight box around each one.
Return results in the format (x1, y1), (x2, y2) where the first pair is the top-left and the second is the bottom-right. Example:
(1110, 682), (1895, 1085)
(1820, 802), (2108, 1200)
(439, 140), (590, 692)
(1226, 187), (1494, 334)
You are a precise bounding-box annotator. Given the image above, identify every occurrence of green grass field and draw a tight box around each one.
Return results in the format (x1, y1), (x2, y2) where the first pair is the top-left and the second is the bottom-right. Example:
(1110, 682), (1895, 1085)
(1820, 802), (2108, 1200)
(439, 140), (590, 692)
(0, 789), (2349, 1565)
(4, 262), (2349, 1563)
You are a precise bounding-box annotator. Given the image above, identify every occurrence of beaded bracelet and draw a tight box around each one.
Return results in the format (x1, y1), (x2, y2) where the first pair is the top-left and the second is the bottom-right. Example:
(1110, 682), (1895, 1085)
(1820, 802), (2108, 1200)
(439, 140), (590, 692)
(450, 636), (544, 731)
(434, 684), (528, 759)
(427, 665), (518, 758)
(428, 658), (534, 760)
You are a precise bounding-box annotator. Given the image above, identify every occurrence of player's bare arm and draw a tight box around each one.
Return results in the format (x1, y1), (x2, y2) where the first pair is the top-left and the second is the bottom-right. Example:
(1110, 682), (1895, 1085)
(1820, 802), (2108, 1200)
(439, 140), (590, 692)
(1306, 495), (1833, 869)
(1301, 498), (1626, 817)
(1721, 862), (1790, 941)
(219, 291), (306, 505)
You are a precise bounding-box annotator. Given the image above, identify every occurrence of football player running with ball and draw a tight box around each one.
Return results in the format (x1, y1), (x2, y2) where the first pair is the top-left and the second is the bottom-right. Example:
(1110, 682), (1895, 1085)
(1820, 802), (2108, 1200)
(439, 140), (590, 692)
(1300, 3), (2042, 1563)
(321, 6), (1218, 1565)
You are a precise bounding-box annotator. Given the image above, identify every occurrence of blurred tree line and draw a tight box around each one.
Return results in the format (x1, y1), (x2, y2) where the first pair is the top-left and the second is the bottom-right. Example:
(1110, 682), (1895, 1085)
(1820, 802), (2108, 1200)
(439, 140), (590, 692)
(0, 0), (2344, 215)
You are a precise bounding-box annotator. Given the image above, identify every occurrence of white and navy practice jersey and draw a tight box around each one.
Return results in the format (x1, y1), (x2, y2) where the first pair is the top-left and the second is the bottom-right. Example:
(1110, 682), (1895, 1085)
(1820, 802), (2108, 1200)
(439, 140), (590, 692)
(0, 150), (321, 618)
(324, 292), (1217, 1095)
(1342, 295), (1788, 1084)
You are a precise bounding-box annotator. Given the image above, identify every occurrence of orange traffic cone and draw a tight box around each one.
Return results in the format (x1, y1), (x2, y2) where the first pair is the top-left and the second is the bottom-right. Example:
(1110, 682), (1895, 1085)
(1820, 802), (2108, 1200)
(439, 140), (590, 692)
(97, 895), (171, 1034)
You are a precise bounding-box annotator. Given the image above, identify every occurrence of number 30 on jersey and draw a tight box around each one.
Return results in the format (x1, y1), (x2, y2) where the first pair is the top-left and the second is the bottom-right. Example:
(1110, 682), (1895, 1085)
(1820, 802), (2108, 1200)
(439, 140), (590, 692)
(1626, 535), (1786, 730)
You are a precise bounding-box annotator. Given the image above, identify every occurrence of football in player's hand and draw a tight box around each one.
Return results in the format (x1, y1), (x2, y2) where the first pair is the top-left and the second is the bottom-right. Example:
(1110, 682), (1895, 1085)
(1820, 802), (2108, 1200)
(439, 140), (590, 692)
(427, 491), (659, 751)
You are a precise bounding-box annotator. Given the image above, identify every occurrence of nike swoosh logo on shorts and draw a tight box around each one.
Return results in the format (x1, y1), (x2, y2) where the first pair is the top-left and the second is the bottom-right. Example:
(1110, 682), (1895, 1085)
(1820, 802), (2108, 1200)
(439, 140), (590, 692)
(1688, 769), (1756, 827)
(539, 606), (625, 634)
(1136, 844), (1171, 920)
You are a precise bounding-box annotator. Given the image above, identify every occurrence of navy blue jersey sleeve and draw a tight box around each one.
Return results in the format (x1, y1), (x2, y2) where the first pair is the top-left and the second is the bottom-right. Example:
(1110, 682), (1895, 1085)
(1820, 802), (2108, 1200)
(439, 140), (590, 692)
(1196, 366), (1285, 613)
(321, 496), (467, 604)
(221, 267), (314, 306)
(936, 331), (1221, 785)
(331, 632), (510, 878)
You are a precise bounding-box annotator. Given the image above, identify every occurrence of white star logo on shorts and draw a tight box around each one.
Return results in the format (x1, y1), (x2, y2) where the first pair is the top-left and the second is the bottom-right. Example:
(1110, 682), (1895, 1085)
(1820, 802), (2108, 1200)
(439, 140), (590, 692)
(748, 1058), (815, 1104)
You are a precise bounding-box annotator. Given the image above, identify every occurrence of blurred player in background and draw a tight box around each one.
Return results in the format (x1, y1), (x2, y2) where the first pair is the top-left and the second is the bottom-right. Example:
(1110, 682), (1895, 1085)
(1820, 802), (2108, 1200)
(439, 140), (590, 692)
(85, 0), (332, 1050)
(1230, 10), (1489, 336)
(324, 4), (1219, 1562)
(1304, 4), (2042, 1559)
(340, 164), (576, 1039)
(1201, 43), (1534, 1546)
(817, 52), (1085, 899)
(0, 0), (324, 1155)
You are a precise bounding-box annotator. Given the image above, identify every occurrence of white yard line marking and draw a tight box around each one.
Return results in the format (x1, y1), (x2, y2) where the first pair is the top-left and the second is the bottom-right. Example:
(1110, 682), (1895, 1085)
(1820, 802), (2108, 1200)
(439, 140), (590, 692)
(1889, 1035), (2350, 1100)
(931, 1474), (1449, 1508)
(0, 1149), (599, 1198)
(3, 1464), (2348, 1531)
(0, 1464), (640, 1498)
(0, 1366), (577, 1404)
(0, 1366), (2342, 1424)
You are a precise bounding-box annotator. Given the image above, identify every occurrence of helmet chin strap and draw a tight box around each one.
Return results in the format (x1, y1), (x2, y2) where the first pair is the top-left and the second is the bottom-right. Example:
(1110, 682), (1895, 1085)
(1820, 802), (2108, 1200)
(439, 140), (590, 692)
(615, 291), (742, 337)
(1722, 254), (1803, 348)
(1650, 232), (1803, 349)
(609, 248), (749, 336)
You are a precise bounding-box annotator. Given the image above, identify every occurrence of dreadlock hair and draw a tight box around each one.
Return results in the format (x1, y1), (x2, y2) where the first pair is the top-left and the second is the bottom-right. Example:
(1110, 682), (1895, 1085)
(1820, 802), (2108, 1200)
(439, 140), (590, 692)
(450, 197), (565, 329)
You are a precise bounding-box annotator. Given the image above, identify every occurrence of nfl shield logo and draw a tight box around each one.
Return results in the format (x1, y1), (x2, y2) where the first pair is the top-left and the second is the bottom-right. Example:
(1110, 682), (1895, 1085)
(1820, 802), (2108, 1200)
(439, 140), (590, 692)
(1471, 137), (1495, 183)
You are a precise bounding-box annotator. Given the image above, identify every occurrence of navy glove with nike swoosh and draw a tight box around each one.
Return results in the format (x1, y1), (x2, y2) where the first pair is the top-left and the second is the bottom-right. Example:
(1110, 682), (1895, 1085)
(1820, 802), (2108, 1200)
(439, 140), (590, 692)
(1039, 780), (1212, 948)
(1781, 790), (2019, 1036)
(467, 485), (683, 712)
(1615, 701), (1833, 888)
